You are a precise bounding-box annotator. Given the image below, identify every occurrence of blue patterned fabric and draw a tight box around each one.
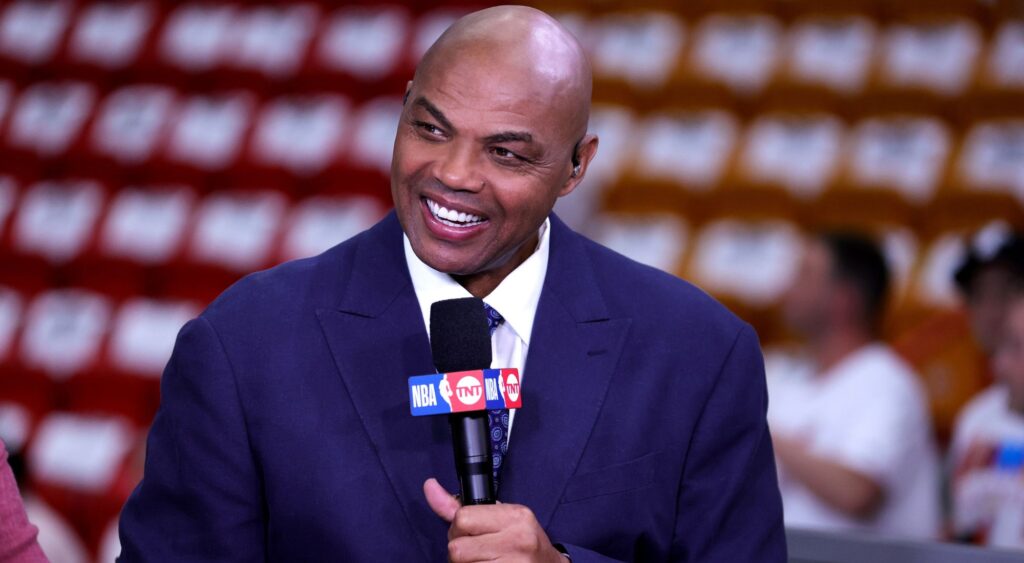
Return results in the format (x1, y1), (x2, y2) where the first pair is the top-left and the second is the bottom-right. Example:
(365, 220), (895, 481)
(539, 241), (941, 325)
(483, 303), (508, 493)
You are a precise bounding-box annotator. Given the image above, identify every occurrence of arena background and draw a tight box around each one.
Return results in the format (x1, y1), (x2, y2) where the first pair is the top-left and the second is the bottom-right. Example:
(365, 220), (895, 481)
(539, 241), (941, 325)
(0, 0), (1021, 560)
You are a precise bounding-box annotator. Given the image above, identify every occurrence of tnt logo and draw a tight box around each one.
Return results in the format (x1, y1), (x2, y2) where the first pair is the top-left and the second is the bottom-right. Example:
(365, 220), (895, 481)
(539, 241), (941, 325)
(449, 371), (486, 411)
(500, 369), (522, 408)
(456, 376), (482, 404)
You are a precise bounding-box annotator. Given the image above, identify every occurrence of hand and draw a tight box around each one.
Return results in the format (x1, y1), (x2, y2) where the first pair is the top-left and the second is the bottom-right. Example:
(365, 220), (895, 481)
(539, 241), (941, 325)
(424, 478), (566, 563)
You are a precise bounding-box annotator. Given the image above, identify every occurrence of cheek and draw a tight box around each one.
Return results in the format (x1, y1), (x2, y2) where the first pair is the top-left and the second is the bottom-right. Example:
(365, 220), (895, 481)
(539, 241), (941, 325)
(492, 179), (559, 220)
(392, 137), (433, 180)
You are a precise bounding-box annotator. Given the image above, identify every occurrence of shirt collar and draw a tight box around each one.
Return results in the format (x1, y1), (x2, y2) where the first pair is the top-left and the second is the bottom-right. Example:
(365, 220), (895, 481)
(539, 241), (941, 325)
(404, 218), (550, 346)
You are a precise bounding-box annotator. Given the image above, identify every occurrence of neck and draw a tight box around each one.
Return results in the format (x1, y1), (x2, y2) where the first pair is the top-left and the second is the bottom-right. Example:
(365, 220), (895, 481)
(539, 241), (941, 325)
(810, 324), (873, 375)
(453, 232), (539, 298)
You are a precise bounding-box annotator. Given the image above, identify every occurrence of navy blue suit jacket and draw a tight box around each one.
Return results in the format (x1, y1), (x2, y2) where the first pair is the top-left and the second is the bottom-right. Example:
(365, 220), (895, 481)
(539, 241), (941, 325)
(119, 212), (786, 561)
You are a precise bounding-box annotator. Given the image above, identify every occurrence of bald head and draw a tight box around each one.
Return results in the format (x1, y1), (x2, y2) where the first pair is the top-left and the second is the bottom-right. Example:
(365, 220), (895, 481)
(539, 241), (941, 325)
(391, 6), (600, 294)
(414, 5), (592, 140)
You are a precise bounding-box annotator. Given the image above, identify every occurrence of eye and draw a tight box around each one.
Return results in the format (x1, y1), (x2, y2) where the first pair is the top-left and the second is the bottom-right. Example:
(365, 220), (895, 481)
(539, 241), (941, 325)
(491, 147), (520, 160)
(414, 121), (445, 138)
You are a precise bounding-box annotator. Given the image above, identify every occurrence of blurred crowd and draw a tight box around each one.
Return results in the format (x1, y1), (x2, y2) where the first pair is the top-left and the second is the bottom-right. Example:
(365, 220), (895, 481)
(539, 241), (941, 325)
(766, 226), (1024, 547)
(0, 0), (1020, 561)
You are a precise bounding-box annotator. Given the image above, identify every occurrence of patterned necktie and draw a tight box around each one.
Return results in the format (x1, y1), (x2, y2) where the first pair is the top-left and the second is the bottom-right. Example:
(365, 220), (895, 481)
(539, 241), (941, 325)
(482, 303), (509, 493)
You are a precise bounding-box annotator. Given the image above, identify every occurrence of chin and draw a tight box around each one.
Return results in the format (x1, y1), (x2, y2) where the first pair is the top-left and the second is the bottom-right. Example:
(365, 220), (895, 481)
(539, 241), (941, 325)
(413, 241), (479, 276)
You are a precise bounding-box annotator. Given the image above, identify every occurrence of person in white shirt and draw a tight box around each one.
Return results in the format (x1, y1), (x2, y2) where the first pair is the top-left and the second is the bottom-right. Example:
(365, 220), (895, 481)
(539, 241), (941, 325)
(950, 287), (1024, 548)
(768, 232), (940, 539)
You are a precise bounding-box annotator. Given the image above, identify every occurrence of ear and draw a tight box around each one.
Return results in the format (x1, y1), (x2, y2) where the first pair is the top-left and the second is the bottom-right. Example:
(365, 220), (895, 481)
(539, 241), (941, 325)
(403, 80), (413, 104)
(558, 133), (599, 198)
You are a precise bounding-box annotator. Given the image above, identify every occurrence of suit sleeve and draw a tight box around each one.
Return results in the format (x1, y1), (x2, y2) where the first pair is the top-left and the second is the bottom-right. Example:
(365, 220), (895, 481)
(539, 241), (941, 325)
(669, 324), (786, 562)
(118, 316), (265, 562)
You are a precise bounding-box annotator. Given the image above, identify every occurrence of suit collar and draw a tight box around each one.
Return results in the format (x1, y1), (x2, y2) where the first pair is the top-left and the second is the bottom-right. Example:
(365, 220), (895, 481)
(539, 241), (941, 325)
(335, 211), (410, 318)
(543, 214), (611, 324)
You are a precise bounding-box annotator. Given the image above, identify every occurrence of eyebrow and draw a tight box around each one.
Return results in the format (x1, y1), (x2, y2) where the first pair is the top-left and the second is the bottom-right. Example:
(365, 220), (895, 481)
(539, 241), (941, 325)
(483, 131), (533, 145)
(413, 97), (455, 132)
(412, 96), (536, 146)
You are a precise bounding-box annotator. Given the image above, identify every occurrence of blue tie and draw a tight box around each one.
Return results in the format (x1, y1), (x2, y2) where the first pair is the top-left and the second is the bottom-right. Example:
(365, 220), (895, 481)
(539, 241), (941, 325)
(483, 303), (508, 493)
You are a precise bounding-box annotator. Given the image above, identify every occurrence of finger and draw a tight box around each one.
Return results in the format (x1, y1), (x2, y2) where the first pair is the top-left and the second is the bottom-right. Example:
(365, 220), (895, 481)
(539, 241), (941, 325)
(447, 534), (503, 563)
(423, 478), (460, 523)
(449, 503), (531, 539)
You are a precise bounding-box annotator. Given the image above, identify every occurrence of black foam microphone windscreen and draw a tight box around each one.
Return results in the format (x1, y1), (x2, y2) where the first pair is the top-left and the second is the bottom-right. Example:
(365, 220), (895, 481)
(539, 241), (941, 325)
(430, 298), (492, 372)
(429, 297), (496, 505)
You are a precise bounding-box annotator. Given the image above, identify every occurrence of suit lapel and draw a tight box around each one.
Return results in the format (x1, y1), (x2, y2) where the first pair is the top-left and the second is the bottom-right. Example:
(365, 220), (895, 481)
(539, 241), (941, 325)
(315, 213), (630, 552)
(315, 213), (456, 561)
(498, 217), (631, 528)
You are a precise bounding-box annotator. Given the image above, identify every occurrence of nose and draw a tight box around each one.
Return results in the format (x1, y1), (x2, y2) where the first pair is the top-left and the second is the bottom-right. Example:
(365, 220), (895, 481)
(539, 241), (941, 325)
(434, 141), (483, 192)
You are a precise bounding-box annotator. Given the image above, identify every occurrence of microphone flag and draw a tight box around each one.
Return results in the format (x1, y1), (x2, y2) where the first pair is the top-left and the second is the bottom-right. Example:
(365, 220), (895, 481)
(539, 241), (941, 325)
(409, 368), (522, 416)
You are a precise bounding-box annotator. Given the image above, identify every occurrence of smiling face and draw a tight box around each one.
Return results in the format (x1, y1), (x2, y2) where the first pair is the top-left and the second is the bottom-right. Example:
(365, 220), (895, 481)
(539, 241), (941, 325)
(390, 7), (596, 297)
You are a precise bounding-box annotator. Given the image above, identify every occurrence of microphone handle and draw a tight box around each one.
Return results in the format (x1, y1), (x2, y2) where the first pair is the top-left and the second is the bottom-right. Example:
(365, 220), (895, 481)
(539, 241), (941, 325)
(450, 411), (496, 505)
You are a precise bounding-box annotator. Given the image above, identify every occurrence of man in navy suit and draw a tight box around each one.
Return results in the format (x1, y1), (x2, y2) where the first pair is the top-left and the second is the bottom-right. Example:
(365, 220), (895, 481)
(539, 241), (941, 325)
(119, 6), (785, 562)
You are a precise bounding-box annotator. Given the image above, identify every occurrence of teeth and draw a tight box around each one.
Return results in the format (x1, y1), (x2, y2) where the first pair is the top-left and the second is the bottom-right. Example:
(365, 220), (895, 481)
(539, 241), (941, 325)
(425, 199), (484, 227)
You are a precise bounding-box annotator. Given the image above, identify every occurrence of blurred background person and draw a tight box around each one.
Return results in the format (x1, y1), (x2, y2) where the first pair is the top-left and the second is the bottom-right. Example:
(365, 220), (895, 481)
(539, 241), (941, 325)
(955, 232), (1024, 367)
(4, 439), (90, 563)
(768, 232), (940, 539)
(949, 270), (1024, 548)
(0, 438), (46, 561)
(899, 229), (1024, 446)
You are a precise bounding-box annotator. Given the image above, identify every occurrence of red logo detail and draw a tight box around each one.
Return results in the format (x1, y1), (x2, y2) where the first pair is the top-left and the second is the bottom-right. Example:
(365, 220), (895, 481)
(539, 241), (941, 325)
(501, 369), (522, 408)
(449, 370), (486, 411)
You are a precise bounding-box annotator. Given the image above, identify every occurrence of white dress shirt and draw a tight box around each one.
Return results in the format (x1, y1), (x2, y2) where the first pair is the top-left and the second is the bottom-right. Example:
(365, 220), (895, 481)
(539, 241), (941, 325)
(404, 219), (550, 440)
(766, 343), (940, 539)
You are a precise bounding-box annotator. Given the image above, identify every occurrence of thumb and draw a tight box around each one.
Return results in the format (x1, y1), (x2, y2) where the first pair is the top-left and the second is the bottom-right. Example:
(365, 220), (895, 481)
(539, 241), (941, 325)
(423, 478), (460, 522)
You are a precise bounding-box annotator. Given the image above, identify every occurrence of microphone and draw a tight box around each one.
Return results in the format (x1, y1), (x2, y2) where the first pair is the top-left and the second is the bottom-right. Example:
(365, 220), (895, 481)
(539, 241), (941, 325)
(430, 297), (496, 505)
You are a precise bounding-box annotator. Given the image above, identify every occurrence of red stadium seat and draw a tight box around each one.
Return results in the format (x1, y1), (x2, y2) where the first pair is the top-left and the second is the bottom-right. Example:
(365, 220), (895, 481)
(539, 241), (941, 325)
(0, 1), (74, 79)
(26, 412), (136, 556)
(4, 81), (98, 177)
(66, 296), (198, 428)
(159, 91), (257, 187)
(278, 195), (385, 262)
(10, 178), (107, 266)
(19, 289), (112, 382)
(673, 12), (785, 113)
(341, 95), (403, 200)
(223, 4), (320, 86)
(588, 11), (685, 107)
(105, 297), (197, 380)
(608, 107), (740, 221)
(307, 5), (413, 98)
(243, 93), (352, 192)
(86, 84), (180, 178)
(729, 111), (845, 213)
(156, 3), (238, 79)
(588, 212), (689, 276)
(60, 1), (157, 81)
(97, 184), (195, 267)
(187, 189), (287, 273)
(158, 189), (287, 303)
